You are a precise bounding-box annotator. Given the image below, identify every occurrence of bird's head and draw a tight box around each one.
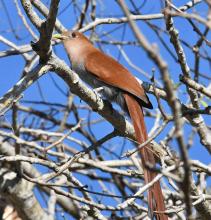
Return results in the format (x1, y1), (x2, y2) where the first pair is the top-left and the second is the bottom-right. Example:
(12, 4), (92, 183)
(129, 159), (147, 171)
(52, 31), (92, 63)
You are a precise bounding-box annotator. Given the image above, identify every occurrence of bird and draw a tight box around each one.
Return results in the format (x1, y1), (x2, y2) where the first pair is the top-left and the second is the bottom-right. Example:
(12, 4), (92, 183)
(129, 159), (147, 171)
(53, 31), (168, 220)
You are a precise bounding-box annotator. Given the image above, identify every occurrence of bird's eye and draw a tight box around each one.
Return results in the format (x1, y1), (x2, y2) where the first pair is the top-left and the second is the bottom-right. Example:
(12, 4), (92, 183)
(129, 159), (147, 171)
(71, 32), (76, 38)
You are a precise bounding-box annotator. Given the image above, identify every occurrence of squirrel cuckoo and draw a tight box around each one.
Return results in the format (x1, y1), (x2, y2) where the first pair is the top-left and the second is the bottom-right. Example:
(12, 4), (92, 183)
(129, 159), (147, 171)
(53, 31), (168, 220)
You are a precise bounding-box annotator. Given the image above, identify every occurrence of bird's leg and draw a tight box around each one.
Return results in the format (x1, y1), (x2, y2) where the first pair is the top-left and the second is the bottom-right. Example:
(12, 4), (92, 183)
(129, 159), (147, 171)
(92, 87), (114, 114)
(91, 86), (104, 112)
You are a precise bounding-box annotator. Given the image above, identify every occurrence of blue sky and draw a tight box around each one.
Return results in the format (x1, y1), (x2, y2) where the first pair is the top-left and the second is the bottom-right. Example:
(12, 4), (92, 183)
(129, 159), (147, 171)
(0, 1), (210, 219)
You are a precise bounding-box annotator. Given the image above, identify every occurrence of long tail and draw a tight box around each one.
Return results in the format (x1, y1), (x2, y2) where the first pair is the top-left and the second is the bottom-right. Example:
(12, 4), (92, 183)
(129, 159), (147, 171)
(124, 93), (168, 220)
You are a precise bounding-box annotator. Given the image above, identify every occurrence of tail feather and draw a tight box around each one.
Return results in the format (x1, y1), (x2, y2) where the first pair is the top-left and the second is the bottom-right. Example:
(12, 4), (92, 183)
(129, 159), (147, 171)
(124, 93), (168, 220)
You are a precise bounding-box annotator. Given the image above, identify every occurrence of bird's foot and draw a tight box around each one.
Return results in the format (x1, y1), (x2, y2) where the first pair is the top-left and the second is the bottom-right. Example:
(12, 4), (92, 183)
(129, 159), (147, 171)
(93, 87), (104, 95)
(93, 87), (104, 103)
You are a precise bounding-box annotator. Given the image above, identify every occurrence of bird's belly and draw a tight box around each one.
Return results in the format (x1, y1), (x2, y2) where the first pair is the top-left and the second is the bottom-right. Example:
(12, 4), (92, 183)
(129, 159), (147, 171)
(72, 63), (98, 88)
(73, 64), (127, 111)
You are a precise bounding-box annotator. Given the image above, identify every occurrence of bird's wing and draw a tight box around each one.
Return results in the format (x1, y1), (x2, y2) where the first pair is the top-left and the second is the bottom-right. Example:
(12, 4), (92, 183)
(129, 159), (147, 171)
(85, 50), (152, 109)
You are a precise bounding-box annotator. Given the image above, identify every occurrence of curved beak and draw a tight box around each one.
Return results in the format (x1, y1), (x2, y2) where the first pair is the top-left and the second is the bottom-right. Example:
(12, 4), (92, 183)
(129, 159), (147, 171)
(52, 34), (68, 40)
